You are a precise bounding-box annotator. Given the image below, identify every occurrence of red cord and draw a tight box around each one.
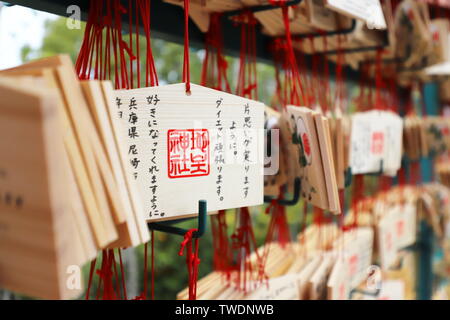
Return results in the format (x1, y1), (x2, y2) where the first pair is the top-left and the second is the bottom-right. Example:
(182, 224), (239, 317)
(183, 0), (191, 93)
(118, 249), (128, 300)
(375, 49), (384, 109)
(236, 11), (258, 100)
(211, 210), (232, 278)
(111, 249), (121, 298)
(230, 207), (265, 293)
(281, 5), (305, 106)
(85, 258), (97, 300)
(352, 175), (365, 228)
(179, 229), (200, 300)
(201, 13), (231, 92)
(135, 0), (141, 88)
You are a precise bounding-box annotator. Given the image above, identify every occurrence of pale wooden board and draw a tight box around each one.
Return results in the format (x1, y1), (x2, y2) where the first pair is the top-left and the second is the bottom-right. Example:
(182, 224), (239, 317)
(67, 159), (98, 261)
(3, 58), (122, 235)
(1, 65), (112, 248)
(0, 79), (82, 299)
(377, 208), (399, 270)
(54, 64), (118, 242)
(332, 227), (374, 288)
(279, 112), (301, 193)
(325, 0), (386, 29)
(287, 106), (329, 211)
(0, 75), (94, 264)
(78, 81), (127, 226)
(298, 255), (322, 299)
(305, 0), (340, 31)
(383, 113), (404, 176)
(81, 80), (141, 247)
(61, 133), (97, 262)
(101, 81), (150, 243)
(349, 111), (383, 174)
(246, 273), (299, 300)
(314, 114), (340, 213)
(327, 257), (350, 300)
(0, 65), (115, 248)
(113, 83), (264, 221)
(350, 111), (403, 176)
(309, 253), (335, 300)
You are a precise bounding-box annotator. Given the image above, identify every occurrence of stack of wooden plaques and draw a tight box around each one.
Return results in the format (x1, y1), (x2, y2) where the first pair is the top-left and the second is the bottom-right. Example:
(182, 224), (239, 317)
(0, 55), (150, 299)
(177, 224), (375, 300)
(286, 106), (341, 213)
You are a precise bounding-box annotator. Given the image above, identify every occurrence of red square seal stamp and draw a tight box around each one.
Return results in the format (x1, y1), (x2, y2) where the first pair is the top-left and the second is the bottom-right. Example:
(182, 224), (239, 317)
(167, 129), (210, 178)
(371, 131), (384, 155)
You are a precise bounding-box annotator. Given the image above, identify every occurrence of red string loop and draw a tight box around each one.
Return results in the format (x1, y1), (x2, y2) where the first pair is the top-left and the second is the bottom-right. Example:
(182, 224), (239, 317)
(183, 0), (191, 93)
(179, 228), (200, 300)
(236, 10), (258, 100)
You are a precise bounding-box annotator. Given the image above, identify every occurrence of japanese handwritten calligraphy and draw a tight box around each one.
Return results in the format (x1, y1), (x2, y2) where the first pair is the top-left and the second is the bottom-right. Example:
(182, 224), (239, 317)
(147, 95), (162, 218)
(243, 103), (252, 199)
(215, 98), (224, 201)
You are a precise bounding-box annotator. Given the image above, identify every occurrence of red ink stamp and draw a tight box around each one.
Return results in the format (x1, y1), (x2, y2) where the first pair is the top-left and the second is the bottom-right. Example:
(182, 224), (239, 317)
(396, 220), (404, 237)
(349, 254), (359, 276)
(371, 131), (384, 155)
(167, 129), (210, 178)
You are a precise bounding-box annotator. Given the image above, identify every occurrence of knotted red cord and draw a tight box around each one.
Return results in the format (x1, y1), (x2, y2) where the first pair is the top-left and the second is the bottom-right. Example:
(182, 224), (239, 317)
(201, 12), (234, 285)
(211, 210), (232, 281)
(258, 197), (290, 287)
(335, 35), (346, 108)
(231, 207), (265, 293)
(386, 74), (398, 113)
(179, 229), (200, 300)
(235, 10), (258, 100)
(118, 249), (128, 300)
(85, 258), (97, 300)
(231, 9), (267, 293)
(357, 63), (369, 110)
(96, 250), (118, 300)
(264, 192), (291, 249)
(281, 5), (305, 106)
(271, 39), (287, 108)
(310, 36), (321, 108)
(76, 0), (158, 89)
(410, 159), (422, 185)
(272, 3), (306, 107)
(375, 49), (385, 110)
(301, 201), (308, 258)
(335, 35), (347, 234)
(111, 249), (121, 298)
(352, 175), (365, 229)
(183, 0), (191, 93)
(320, 36), (330, 112)
(129, 242), (149, 300)
(314, 207), (324, 250)
(201, 13), (231, 92)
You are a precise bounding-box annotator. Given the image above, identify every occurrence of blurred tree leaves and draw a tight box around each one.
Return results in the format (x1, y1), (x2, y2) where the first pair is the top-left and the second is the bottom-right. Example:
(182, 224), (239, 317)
(21, 18), (85, 63)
